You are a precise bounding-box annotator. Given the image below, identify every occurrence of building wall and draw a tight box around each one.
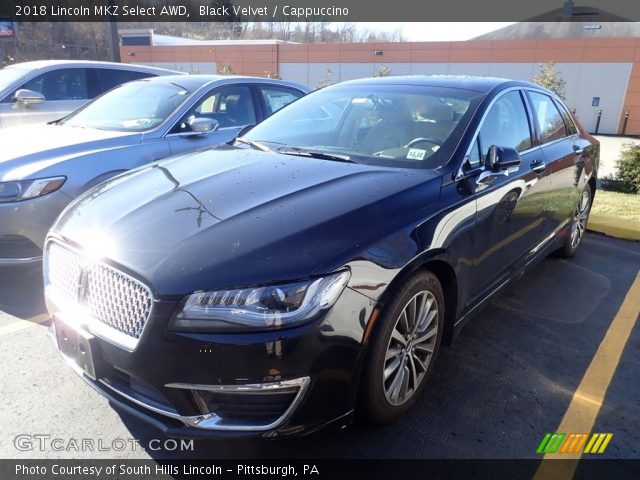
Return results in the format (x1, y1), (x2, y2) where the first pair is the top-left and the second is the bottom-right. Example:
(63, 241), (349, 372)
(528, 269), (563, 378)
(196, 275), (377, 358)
(121, 44), (279, 77)
(120, 37), (640, 135)
(279, 61), (631, 134)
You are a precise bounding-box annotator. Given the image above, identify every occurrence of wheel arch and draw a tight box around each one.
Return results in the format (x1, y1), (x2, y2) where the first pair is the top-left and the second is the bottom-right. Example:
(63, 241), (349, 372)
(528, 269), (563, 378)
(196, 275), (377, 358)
(370, 252), (459, 347)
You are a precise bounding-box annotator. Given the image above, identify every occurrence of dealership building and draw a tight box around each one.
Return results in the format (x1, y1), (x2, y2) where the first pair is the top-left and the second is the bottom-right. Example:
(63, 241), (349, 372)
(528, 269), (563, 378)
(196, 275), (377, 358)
(119, 22), (640, 135)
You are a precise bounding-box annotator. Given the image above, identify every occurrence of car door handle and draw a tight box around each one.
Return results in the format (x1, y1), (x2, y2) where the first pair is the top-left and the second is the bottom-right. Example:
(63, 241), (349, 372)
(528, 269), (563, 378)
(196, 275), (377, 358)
(573, 145), (584, 155)
(530, 160), (546, 173)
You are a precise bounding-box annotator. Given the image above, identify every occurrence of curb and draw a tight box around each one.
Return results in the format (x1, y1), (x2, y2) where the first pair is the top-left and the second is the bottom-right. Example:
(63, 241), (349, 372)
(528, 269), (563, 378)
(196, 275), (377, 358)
(587, 214), (640, 242)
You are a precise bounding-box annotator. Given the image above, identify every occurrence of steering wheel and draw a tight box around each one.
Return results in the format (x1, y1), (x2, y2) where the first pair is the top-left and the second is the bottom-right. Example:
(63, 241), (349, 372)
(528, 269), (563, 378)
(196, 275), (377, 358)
(404, 137), (442, 149)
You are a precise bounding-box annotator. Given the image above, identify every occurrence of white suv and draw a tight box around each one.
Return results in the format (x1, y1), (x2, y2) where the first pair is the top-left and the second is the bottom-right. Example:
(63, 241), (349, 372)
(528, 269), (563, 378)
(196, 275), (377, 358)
(0, 60), (180, 129)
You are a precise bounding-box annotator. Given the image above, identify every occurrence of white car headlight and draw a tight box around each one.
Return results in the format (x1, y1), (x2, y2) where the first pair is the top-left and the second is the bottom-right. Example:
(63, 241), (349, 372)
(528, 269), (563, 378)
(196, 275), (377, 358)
(0, 177), (66, 203)
(170, 270), (351, 332)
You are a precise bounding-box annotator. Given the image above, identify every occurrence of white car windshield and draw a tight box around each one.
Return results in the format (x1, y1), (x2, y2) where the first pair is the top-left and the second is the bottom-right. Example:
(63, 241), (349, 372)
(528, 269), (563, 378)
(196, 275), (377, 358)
(60, 81), (190, 131)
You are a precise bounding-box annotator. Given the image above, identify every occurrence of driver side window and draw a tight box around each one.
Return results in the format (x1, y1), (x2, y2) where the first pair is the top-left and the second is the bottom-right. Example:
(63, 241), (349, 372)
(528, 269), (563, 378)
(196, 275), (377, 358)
(16, 68), (88, 101)
(172, 85), (256, 133)
(478, 90), (532, 164)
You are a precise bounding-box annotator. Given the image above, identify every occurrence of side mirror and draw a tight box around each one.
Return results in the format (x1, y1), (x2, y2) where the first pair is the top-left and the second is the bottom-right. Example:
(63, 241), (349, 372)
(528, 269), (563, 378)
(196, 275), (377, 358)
(486, 145), (522, 171)
(475, 145), (522, 192)
(189, 117), (219, 134)
(14, 89), (45, 105)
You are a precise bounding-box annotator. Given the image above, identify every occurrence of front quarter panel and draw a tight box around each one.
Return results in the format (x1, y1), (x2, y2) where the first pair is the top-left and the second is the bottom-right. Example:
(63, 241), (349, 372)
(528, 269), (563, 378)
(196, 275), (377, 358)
(57, 140), (172, 199)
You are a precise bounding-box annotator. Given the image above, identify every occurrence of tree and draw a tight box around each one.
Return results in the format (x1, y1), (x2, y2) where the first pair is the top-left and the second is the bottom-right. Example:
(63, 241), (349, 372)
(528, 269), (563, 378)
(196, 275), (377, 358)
(219, 62), (235, 74)
(374, 65), (392, 77)
(532, 61), (566, 99)
(316, 69), (333, 89)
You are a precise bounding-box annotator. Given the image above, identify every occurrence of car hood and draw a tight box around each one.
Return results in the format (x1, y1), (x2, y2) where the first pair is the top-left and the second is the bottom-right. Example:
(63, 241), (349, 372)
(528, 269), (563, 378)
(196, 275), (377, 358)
(0, 124), (141, 180)
(50, 146), (442, 295)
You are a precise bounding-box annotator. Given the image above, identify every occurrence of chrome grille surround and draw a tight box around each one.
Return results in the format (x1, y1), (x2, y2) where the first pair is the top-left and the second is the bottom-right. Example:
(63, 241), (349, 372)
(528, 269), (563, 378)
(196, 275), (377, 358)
(44, 239), (153, 350)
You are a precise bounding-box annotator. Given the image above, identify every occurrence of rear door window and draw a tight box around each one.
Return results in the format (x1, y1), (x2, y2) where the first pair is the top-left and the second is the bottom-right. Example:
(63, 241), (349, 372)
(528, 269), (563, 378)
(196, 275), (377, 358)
(528, 91), (568, 144)
(258, 86), (304, 116)
(552, 98), (578, 136)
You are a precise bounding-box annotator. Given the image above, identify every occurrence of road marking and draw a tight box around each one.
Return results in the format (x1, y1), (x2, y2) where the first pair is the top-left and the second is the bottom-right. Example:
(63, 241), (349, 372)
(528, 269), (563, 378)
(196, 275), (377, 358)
(0, 313), (50, 337)
(534, 270), (640, 479)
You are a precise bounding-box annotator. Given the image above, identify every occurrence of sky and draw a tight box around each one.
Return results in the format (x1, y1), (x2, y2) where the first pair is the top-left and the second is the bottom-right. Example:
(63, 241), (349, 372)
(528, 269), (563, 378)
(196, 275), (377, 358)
(356, 22), (516, 41)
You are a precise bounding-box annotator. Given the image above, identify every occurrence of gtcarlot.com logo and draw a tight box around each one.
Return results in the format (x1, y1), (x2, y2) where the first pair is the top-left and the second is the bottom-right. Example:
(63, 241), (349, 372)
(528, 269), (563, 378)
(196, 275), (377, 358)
(536, 432), (613, 454)
(14, 434), (194, 452)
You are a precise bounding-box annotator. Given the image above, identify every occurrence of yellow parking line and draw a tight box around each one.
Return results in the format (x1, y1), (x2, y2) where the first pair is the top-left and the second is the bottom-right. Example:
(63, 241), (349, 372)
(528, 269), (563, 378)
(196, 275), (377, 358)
(0, 313), (51, 337)
(534, 270), (640, 479)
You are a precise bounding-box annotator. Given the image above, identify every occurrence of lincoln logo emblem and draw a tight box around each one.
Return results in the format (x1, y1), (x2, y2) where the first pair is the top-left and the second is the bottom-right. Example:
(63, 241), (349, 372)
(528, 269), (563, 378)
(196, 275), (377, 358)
(77, 267), (90, 303)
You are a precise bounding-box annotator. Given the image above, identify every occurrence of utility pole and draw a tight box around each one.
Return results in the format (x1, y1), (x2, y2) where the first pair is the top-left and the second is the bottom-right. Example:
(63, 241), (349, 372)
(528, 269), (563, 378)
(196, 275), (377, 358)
(13, 21), (18, 62)
(106, 0), (120, 62)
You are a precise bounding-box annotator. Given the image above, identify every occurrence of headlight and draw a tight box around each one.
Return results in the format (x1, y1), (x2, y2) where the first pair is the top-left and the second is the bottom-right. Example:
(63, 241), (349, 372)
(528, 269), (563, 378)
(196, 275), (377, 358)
(0, 177), (66, 203)
(170, 270), (351, 332)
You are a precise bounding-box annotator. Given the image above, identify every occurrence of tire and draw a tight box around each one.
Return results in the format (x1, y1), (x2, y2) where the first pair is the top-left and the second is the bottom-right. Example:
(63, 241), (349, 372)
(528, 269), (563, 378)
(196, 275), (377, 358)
(556, 183), (593, 258)
(359, 270), (444, 424)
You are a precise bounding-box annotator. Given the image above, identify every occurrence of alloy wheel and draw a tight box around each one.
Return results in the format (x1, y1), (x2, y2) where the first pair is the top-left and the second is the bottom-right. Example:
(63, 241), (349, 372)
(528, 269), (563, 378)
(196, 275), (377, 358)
(383, 290), (439, 406)
(570, 189), (590, 249)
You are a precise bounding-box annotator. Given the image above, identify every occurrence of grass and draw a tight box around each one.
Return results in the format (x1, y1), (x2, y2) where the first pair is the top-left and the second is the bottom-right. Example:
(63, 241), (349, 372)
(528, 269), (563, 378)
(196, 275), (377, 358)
(592, 190), (640, 222)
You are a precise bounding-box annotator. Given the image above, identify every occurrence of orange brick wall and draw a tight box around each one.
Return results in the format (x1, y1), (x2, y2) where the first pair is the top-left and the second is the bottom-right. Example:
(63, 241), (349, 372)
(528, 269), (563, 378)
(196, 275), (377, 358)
(121, 44), (279, 77)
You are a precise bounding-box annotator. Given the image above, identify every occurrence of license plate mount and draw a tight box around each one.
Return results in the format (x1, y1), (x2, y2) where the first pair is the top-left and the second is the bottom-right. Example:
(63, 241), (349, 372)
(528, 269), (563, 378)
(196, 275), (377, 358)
(54, 316), (104, 380)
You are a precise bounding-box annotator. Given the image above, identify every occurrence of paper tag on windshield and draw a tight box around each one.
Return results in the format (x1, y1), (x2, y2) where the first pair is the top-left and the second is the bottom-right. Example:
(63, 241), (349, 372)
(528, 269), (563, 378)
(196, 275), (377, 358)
(407, 148), (426, 160)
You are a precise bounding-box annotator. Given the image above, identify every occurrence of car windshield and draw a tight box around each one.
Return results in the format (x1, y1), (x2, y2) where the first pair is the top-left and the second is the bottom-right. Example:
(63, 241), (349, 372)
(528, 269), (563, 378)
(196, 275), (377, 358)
(59, 80), (190, 131)
(0, 67), (30, 91)
(244, 83), (483, 169)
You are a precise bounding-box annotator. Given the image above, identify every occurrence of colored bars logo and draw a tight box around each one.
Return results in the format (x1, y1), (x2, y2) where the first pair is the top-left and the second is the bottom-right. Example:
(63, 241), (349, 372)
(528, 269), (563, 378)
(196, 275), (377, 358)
(537, 433), (613, 454)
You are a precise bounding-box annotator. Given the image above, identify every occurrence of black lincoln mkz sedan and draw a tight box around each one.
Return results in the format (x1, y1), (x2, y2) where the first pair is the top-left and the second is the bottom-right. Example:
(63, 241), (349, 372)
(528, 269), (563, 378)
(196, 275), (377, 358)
(44, 76), (598, 438)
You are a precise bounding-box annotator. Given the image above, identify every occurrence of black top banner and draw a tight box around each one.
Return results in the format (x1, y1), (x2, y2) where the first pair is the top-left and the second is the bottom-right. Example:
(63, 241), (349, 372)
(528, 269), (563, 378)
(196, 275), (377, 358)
(2, 0), (640, 22)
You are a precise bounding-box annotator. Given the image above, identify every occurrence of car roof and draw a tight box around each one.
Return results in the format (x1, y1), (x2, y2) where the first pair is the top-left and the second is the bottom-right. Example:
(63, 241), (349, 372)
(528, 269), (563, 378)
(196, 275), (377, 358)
(140, 74), (309, 91)
(3, 60), (181, 75)
(336, 75), (542, 94)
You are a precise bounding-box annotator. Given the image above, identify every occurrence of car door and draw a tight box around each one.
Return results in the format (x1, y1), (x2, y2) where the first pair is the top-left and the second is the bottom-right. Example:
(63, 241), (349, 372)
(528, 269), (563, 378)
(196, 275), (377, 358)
(166, 84), (258, 156)
(0, 68), (90, 128)
(526, 91), (588, 235)
(467, 89), (552, 303)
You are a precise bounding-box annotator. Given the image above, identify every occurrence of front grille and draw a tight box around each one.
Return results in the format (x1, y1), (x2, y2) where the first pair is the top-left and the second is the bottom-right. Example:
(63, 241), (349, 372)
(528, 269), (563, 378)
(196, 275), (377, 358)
(45, 239), (153, 346)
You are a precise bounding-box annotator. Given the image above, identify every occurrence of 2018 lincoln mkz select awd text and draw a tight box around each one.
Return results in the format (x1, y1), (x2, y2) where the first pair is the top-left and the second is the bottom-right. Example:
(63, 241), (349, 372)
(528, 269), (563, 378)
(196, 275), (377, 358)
(44, 76), (598, 438)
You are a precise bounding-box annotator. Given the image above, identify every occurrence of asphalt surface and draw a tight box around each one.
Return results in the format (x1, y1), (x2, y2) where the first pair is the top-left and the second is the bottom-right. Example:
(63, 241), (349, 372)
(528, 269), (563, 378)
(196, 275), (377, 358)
(0, 233), (638, 460)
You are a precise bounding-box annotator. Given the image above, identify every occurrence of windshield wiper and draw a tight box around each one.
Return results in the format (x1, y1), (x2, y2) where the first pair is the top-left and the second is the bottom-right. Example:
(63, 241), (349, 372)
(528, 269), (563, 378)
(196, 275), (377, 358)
(235, 137), (271, 152)
(277, 147), (357, 163)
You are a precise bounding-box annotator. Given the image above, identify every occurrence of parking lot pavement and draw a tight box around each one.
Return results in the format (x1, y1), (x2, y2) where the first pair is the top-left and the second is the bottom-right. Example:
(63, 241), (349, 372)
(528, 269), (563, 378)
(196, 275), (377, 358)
(0, 233), (638, 460)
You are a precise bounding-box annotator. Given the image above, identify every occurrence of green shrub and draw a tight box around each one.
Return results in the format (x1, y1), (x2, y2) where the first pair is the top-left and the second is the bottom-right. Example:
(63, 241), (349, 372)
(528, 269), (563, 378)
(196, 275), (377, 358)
(615, 143), (640, 194)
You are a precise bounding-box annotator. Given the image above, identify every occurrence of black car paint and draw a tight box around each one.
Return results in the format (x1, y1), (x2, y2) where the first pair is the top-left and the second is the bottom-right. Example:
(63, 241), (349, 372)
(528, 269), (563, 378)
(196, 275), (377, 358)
(46, 77), (598, 438)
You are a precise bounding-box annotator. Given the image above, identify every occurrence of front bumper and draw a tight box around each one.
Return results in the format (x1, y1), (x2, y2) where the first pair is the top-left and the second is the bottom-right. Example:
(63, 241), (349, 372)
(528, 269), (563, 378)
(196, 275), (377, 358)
(0, 191), (72, 264)
(47, 286), (374, 439)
